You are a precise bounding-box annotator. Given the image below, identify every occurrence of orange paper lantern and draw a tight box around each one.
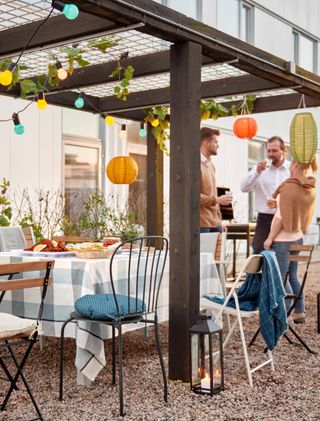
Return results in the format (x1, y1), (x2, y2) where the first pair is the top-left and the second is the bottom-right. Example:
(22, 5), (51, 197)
(233, 117), (258, 139)
(106, 156), (138, 184)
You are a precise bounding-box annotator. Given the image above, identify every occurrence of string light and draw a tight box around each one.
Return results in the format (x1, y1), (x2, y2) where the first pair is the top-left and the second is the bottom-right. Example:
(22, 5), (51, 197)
(0, 63), (15, 86)
(74, 93), (84, 109)
(139, 122), (147, 137)
(51, 0), (79, 20)
(56, 60), (68, 80)
(119, 124), (127, 139)
(151, 118), (159, 127)
(12, 113), (24, 135)
(37, 91), (47, 110)
(104, 115), (115, 125)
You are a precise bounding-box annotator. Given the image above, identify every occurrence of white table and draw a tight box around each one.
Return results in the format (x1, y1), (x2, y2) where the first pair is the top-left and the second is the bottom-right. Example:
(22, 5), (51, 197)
(0, 252), (221, 382)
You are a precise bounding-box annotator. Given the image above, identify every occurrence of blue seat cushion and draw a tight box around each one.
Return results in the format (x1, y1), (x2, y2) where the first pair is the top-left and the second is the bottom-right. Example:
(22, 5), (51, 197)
(75, 294), (145, 321)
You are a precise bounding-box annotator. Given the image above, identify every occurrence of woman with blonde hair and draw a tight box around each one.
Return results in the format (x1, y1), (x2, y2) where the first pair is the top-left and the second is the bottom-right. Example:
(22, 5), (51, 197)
(264, 157), (317, 323)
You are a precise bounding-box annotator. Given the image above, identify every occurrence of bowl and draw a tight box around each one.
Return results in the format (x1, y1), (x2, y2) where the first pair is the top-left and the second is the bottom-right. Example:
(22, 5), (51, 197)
(75, 249), (113, 259)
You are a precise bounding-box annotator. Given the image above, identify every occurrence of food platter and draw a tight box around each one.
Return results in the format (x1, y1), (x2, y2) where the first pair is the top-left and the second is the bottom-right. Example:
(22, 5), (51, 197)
(20, 251), (76, 258)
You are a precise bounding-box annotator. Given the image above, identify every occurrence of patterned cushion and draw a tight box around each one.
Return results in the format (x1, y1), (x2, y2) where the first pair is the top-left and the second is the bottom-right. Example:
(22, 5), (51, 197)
(0, 312), (36, 339)
(74, 294), (145, 321)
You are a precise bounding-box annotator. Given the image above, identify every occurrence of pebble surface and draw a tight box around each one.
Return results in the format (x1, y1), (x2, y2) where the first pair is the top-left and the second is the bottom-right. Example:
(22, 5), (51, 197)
(1, 263), (319, 420)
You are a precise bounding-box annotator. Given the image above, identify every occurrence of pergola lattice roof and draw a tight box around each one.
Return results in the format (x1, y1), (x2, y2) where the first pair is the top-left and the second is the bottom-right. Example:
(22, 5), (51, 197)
(1, 0), (320, 121)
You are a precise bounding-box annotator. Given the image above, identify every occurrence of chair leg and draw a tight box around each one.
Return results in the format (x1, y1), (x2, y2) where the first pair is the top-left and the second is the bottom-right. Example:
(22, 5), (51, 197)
(0, 357), (19, 390)
(317, 292), (320, 334)
(1, 341), (44, 421)
(248, 327), (260, 348)
(59, 317), (74, 401)
(288, 325), (316, 354)
(112, 325), (116, 385)
(237, 315), (253, 386)
(154, 321), (168, 403)
(118, 325), (125, 417)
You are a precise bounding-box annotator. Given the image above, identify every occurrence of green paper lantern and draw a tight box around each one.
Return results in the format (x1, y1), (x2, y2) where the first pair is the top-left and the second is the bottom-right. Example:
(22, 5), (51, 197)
(290, 112), (318, 163)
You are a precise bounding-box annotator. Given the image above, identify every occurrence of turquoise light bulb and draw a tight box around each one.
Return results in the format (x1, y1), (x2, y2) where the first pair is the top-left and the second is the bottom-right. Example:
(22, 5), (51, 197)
(63, 4), (79, 20)
(14, 124), (24, 135)
(139, 128), (147, 137)
(74, 96), (84, 109)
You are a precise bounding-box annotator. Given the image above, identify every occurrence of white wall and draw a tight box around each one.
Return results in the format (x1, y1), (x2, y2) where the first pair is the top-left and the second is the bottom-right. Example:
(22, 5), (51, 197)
(0, 96), (62, 191)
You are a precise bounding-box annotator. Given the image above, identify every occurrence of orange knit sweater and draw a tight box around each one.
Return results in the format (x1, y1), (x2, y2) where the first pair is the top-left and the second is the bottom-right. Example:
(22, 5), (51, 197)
(273, 176), (316, 234)
(200, 161), (221, 228)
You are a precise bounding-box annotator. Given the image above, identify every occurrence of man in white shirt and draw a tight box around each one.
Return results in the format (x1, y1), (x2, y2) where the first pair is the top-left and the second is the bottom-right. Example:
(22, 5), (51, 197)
(240, 136), (290, 253)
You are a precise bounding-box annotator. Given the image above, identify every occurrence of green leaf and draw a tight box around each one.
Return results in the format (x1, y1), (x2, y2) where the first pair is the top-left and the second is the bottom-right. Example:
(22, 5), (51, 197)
(20, 79), (37, 99)
(75, 56), (90, 67)
(0, 215), (10, 227)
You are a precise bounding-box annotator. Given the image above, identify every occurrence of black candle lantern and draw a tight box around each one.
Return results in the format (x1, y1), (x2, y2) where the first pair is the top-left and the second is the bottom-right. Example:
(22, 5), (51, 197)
(190, 313), (224, 395)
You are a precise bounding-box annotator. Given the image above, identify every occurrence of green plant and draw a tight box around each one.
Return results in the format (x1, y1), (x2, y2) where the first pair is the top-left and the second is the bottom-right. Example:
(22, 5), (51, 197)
(0, 178), (12, 227)
(111, 52), (135, 101)
(144, 105), (170, 153)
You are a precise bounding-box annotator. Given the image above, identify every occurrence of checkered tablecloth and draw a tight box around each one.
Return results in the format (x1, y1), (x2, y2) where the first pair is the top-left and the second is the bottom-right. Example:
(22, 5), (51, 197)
(0, 252), (221, 381)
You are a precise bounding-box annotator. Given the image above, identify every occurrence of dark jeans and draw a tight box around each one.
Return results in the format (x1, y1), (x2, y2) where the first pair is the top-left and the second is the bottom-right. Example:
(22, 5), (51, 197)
(272, 238), (304, 313)
(252, 213), (274, 254)
(200, 225), (223, 233)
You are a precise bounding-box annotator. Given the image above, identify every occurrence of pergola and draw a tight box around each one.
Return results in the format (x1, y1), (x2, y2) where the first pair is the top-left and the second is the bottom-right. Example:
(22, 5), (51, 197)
(1, 0), (320, 382)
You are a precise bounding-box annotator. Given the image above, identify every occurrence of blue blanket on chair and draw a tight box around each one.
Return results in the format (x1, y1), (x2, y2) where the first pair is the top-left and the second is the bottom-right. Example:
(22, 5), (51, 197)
(203, 250), (287, 350)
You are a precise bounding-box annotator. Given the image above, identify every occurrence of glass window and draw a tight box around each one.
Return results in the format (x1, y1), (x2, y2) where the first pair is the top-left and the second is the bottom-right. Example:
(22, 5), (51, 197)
(217, 0), (239, 38)
(240, 3), (253, 43)
(64, 139), (101, 220)
(167, 0), (200, 19)
(293, 31), (317, 73)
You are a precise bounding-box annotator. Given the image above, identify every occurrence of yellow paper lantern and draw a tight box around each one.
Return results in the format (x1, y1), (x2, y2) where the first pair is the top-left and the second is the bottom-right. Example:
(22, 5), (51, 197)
(290, 112), (318, 163)
(106, 156), (138, 184)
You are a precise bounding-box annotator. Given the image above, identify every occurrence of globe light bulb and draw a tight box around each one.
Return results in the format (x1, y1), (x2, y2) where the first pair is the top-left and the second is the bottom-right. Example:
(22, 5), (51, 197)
(119, 124), (127, 139)
(0, 64), (14, 86)
(14, 124), (25, 135)
(139, 123), (147, 137)
(57, 67), (68, 80)
(63, 4), (79, 20)
(12, 113), (24, 135)
(37, 91), (47, 110)
(151, 118), (159, 127)
(105, 115), (115, 125)
(74, 95), (84, 109)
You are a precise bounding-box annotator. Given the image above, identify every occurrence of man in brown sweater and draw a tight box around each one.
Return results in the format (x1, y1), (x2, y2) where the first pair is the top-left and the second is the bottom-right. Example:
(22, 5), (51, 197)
(200, 127), (233, 233)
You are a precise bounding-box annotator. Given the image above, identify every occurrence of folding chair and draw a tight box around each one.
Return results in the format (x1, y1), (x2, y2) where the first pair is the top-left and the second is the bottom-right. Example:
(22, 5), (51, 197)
(249, 244), (315, 354)
(0, 260), (54, 421)
(0, 227), (27, 252)
(200, 254), (275, 387)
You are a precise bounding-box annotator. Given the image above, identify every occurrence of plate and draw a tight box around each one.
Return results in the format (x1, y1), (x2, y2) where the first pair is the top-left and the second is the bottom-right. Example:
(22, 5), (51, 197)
(20, 251), (76, 258)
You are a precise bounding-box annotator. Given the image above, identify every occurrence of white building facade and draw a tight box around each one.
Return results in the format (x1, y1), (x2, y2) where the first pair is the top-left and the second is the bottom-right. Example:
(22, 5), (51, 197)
(0, 0), (319, 240)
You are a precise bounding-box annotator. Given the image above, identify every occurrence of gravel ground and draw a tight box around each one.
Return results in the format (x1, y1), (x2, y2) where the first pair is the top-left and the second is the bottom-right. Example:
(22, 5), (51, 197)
(1, 262), (320, 421)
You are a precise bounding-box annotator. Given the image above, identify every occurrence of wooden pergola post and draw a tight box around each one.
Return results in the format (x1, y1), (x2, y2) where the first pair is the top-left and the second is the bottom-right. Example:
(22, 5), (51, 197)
(169, 41), (202, 381)
(147, 125), (164, 236)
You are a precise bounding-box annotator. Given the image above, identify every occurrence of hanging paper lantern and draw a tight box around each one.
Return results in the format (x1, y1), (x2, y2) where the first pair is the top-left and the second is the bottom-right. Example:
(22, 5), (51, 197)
(233, 117), (258, 139)
(106, 156), (138, 184)
(290, 112), (318, 163)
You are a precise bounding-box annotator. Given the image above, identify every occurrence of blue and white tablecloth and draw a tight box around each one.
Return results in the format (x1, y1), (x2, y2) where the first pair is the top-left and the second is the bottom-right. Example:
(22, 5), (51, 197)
(0, 252), (221, 381)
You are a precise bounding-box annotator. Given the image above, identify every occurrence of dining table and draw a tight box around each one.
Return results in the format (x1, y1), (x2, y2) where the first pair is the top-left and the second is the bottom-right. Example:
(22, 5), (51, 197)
(0, 250), (222, 383)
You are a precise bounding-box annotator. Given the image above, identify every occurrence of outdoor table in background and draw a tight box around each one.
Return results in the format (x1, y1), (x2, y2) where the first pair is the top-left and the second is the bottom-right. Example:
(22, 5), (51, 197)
(0, 251), (221, 383)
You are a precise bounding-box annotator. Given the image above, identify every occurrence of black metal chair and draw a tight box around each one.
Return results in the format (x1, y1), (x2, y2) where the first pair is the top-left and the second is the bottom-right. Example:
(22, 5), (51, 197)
(59, 236), (169, 416)
(249, 244), (315, 354)
(0, 260), (54, 421)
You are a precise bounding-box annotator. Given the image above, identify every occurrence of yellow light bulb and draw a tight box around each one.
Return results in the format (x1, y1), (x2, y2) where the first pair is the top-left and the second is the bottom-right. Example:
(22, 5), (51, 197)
(0, 69), (13, 86)
(151, 118), (159, 127)
(105, 115), (115, 125)
(57, 67), (68, 80)
(37, 99), (47, 110)
(119, 130), (126, 140)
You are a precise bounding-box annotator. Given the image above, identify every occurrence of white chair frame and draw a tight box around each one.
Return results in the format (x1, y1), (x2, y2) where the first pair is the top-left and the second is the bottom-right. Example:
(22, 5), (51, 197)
(200, 254), (274, 386)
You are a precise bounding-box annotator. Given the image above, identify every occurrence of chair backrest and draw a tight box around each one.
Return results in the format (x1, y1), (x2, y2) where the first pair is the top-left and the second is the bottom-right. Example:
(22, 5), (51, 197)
(22, 226), (35, 248)
(0, 260), (54, 324)
(285, 244), (314, 308)
(200, 232), (227, 261)
(109, 236), (168, 320)
(0, 227), (27, 251)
